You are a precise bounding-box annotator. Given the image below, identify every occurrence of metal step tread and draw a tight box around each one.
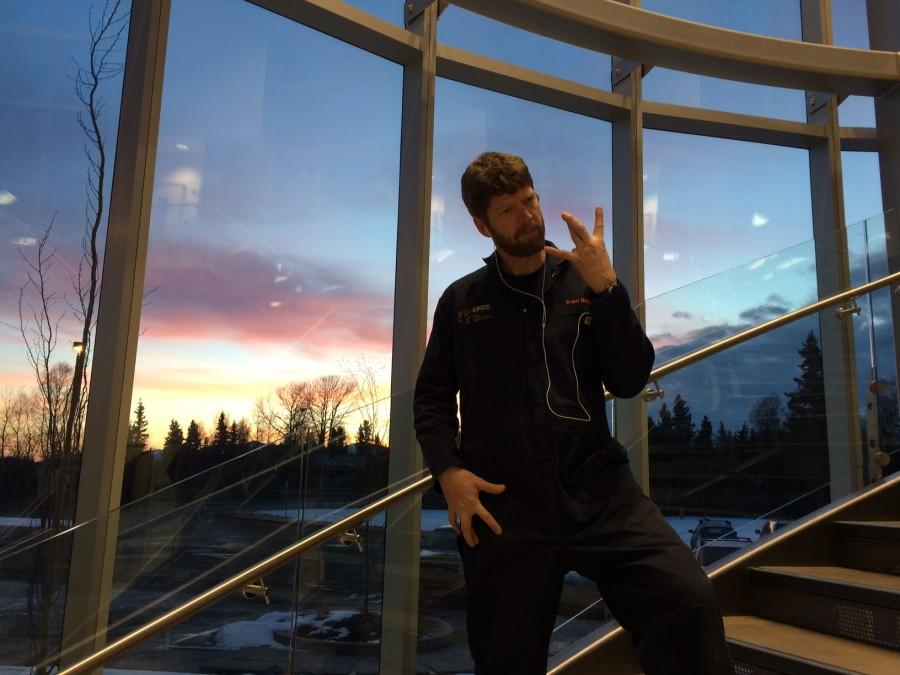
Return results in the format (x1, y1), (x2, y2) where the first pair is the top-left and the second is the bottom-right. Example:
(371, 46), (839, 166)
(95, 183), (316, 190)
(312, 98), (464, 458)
(835, 521), (900, 537)
(725, 615), (900, 675)
(751, 565), (900, 604)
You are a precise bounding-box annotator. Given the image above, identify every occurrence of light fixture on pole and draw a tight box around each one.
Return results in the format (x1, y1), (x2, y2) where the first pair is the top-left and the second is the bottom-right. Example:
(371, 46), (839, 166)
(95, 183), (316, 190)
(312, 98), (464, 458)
(72, 341), (85, 355)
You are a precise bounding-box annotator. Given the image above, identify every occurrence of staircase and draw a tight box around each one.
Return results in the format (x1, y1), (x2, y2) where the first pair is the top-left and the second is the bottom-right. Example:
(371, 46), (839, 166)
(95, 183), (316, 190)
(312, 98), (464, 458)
(550, 473), (900, 674)
(728, 520), (900, 674)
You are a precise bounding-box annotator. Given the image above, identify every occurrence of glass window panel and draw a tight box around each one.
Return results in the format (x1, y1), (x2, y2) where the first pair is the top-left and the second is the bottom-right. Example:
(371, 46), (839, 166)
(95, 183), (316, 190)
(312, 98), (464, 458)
(831, 0), (870, 49)
(429, 78), (613, 313)
(129, 0), (401, 469)
(842, 151), (884, 228)
(641, 0), (802, 38)
(647, 314), (834, 562)
(643, 129), (814, 301)
(438, 5), (611, 90)
(342, 0), (403, 25)
(641, 0), (805, 120)
(830, 3), (877, 129)
(424, 78), (613, 670)
(839, 95), (876, 127)
(0, 0), (131, 666)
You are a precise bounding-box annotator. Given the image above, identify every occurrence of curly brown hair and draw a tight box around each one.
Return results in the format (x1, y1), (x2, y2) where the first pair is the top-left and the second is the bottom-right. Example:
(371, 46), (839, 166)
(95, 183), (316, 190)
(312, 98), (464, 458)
(460, 152), (534, 222)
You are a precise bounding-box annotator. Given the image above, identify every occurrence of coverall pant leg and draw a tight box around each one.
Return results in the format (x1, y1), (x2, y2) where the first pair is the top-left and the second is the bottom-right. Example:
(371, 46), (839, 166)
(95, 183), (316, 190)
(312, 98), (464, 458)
(458, 462), (733, 675)
(565, 464), (734, 675)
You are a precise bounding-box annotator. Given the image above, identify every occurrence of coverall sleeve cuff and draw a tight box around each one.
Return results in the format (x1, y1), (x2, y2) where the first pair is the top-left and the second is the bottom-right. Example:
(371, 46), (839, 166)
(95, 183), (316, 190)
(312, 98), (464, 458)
(421, 442), (462, 495)
(589, 279), (631, 309)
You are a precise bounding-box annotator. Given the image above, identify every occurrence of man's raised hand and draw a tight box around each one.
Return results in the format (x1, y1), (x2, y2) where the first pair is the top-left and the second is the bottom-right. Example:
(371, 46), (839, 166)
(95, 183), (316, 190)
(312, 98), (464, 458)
(437, 466), (505, 548)
(545, 206), (617, 293)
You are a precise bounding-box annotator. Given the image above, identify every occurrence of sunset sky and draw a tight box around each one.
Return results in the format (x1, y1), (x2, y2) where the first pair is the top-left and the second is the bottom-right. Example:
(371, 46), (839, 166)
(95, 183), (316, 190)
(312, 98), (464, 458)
(0, 0), (886, 448)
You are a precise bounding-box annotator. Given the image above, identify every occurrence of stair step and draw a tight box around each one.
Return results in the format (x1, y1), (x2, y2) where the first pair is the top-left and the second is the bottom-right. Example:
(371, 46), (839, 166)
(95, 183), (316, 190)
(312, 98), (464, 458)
(726, 615), (900, 675)
(749, 566), (900, 651)
(835, 521), (900, 576)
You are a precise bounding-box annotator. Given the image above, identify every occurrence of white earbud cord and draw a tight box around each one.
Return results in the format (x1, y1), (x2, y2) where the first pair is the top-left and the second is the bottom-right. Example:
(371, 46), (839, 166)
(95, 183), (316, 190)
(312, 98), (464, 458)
(493, 253), (592, 423)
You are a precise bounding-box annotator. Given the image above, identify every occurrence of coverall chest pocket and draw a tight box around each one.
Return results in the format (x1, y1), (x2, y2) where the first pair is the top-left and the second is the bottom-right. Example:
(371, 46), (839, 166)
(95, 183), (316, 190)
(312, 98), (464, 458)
(455, 303), (521, 379)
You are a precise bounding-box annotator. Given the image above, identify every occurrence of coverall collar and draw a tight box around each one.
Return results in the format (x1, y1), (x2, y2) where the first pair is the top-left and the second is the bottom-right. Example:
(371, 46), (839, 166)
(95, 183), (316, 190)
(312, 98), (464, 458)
(483, 240), (565, 291)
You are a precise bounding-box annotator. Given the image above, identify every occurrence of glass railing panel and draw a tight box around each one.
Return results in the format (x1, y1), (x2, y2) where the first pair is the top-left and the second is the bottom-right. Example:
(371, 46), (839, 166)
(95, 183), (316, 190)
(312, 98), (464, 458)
(644, 284), (894, 569)
(646, 238), (818, 364)
(846, 211), (897, 482)
(645, 214), (890, 367)
(415, 486), (614, 671)
(98, 470), (430, 675)
(0, 410), (418, 674)
(103, 557), (302, 675)
(0, 434), (304, 672)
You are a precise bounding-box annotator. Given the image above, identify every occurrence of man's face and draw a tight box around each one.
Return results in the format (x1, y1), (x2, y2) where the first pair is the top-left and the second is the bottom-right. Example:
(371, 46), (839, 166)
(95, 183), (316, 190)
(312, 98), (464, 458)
(474, 185), (545, 257)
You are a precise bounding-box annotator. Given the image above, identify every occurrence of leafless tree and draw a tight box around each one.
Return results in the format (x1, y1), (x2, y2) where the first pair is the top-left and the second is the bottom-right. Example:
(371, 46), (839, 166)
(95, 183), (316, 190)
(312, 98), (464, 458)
(310, 374), (356, 447)
(14, 3), (129, 671)
(346, 356), (389, 446)
(253, 381), (314, 444)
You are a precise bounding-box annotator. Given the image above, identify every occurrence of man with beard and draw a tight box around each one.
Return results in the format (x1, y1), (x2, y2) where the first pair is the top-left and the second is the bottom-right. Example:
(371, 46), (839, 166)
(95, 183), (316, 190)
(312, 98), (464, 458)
(414, 152), (733, 674)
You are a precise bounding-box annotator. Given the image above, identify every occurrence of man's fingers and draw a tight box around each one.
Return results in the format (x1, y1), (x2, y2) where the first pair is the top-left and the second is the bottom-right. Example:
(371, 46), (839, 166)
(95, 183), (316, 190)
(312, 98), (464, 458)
(561, 211), (590, 244)
(477, 506), (503, 537)
(475, 477), (506, 494)
(461, 517), (478, 547)
(447, 512), (461, 535)
(593, 206), (604, 238)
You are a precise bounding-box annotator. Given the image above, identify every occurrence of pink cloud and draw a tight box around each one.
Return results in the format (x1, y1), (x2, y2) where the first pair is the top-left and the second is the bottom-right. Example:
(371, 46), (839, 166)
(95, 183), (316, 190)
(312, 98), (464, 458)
(137, 241), (395, 356)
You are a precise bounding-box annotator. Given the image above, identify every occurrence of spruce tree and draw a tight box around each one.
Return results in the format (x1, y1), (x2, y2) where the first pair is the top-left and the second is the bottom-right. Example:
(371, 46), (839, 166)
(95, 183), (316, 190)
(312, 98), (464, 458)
(696, 415), (714, 449)
(784, 331), (826, 441)
(184, 420), (201, 452)
(357, 419), (374, 445)
(163, 419), (184, 452)
(127, 399), (149, 452)
(214, 412), (229, 447)
(228, 420), (239, 447)
(671, 394), (694, 445)
(715, 421), (731, 449)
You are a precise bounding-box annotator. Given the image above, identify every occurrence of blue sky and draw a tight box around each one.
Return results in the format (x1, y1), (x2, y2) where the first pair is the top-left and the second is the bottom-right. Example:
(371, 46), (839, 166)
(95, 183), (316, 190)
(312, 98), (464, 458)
(0, 0), (888, 446)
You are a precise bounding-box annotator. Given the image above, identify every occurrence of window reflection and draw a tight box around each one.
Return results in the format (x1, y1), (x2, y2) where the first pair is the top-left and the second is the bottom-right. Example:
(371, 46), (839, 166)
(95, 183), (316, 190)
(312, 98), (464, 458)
(0, 0), (130, 668)
(641, 0), (805, 120)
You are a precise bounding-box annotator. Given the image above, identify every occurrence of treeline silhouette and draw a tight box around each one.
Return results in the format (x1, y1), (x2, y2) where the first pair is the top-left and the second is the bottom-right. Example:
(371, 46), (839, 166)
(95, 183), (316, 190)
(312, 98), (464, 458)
(649, 331), (899, 518)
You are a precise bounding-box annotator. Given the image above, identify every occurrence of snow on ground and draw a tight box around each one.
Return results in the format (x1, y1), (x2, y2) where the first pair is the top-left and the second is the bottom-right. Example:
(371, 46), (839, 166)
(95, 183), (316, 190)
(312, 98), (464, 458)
(214, 610), (293, 650)
(259, 508), (767, 547)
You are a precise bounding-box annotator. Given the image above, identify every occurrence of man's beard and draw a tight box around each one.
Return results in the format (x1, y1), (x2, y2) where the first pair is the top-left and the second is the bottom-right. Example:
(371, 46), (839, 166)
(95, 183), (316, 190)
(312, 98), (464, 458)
(487, 219), (546, 258)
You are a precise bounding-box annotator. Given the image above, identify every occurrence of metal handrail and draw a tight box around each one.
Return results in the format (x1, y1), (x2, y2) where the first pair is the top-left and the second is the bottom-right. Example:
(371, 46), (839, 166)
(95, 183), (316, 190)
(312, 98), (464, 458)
(606, 270), (900, 400)
(58, 474), (433, 675)
(60, 271), (900, 673)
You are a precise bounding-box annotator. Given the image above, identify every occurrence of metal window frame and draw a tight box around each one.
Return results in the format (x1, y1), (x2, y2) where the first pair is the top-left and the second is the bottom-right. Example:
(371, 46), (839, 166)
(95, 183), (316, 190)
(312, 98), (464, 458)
(61, 0), (172, 668)
(867, 1), (900, 436)
(54, 0), (896, 671)
(610, 0), (649, 493)
(802, 0), (864, 498)
(378, 2), (439, 673)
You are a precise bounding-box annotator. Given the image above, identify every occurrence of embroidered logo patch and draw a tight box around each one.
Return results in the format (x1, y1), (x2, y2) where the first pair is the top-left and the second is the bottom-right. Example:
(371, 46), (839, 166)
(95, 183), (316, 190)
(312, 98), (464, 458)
(457, 303), (492, 325)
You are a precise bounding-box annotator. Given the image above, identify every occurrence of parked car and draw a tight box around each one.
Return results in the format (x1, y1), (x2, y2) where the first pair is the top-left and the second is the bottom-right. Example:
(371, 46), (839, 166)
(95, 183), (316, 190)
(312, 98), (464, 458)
(689, 517), (752, 565)
(420, 524), (460, 559)
(689, 518), (739, 551)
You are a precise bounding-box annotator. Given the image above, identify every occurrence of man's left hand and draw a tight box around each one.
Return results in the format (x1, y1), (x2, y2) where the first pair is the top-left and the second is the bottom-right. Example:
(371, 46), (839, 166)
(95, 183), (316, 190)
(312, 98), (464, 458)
(545, 206), (617, 293)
